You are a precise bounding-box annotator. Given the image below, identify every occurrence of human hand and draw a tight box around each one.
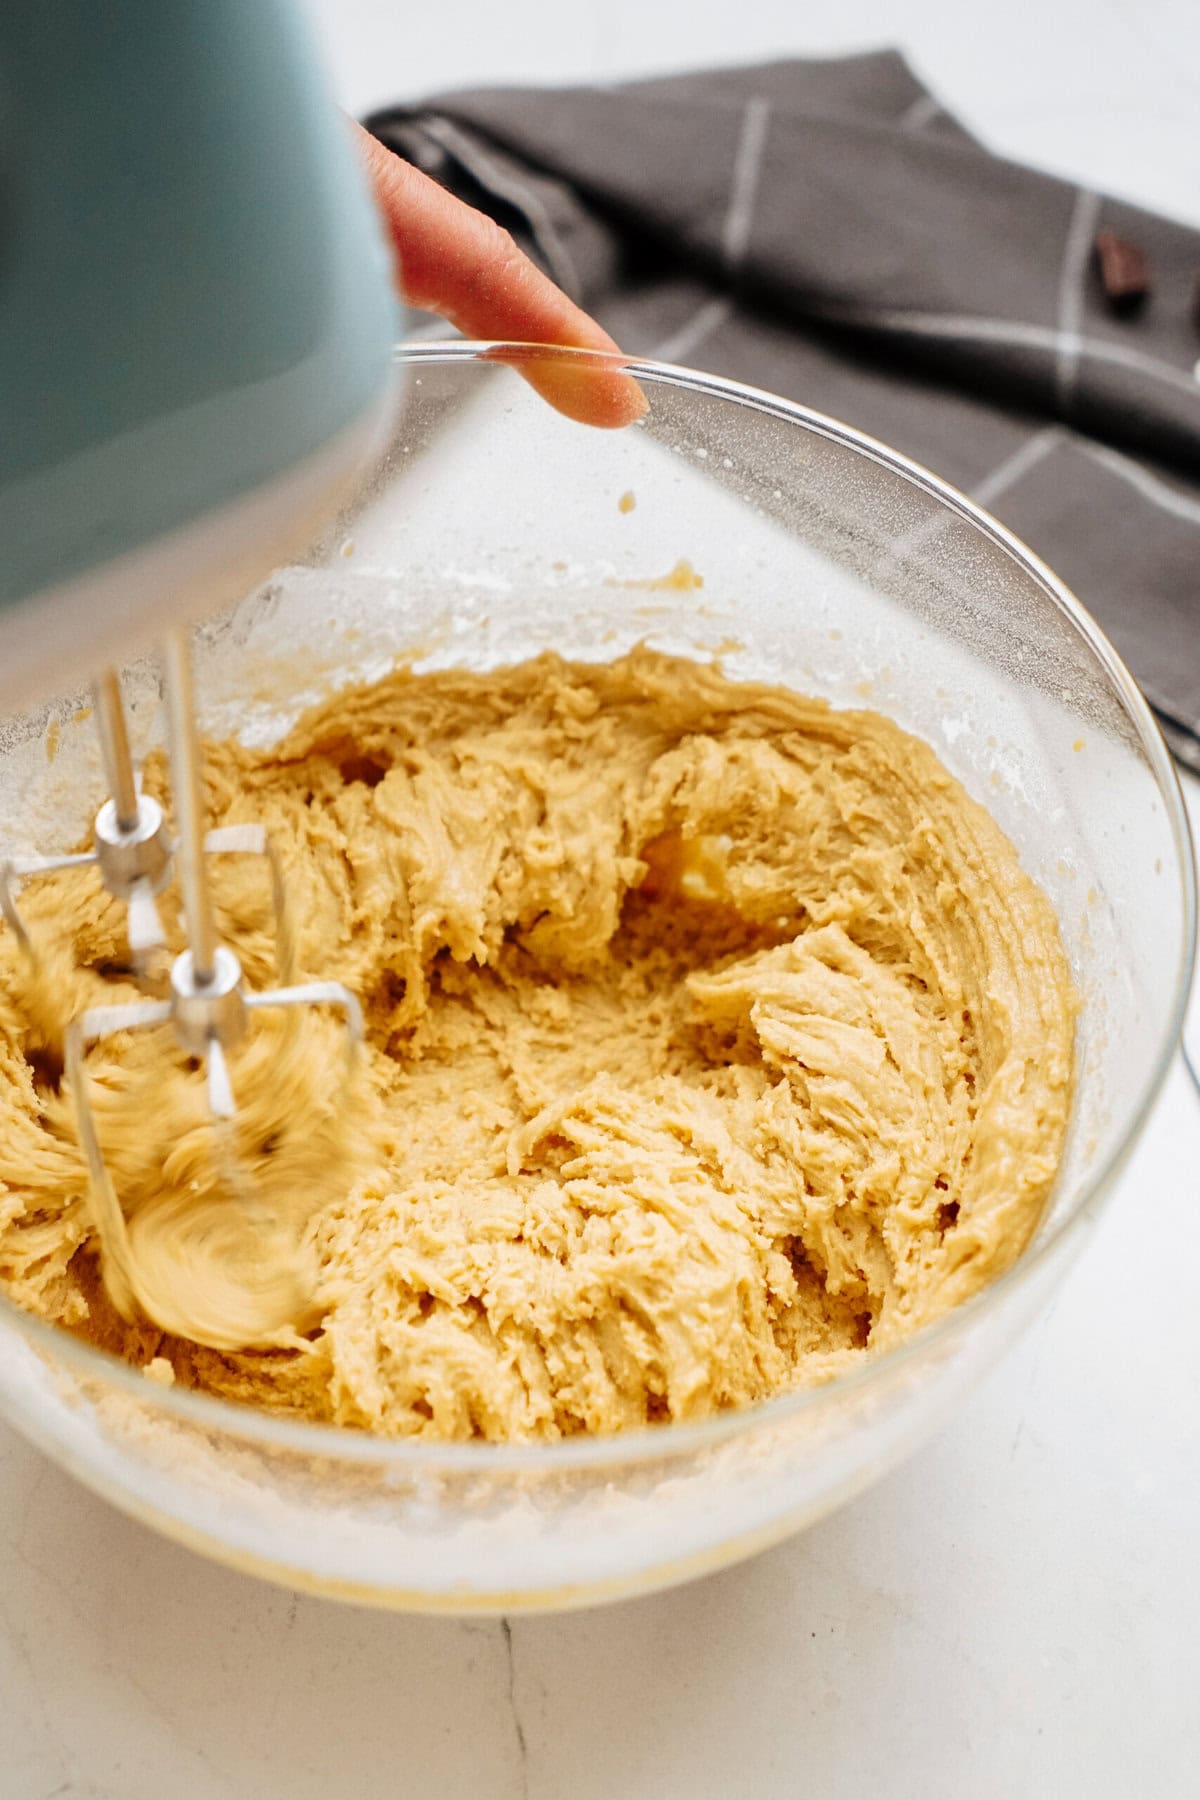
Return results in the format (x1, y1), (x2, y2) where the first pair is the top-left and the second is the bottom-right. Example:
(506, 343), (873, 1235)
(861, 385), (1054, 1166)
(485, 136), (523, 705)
(355, 123), (646, 428)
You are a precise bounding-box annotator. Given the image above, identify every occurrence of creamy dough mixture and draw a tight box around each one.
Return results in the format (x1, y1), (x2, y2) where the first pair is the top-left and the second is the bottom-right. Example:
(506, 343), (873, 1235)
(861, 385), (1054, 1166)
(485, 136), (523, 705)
(0, 652), (1075, 1441)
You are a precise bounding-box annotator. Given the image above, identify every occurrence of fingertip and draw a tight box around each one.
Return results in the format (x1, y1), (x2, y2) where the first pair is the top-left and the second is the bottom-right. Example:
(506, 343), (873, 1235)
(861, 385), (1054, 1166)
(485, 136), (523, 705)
(586, 372), (650, 430)
(354, 127), (651, 429)
(500, 356), (649, 430)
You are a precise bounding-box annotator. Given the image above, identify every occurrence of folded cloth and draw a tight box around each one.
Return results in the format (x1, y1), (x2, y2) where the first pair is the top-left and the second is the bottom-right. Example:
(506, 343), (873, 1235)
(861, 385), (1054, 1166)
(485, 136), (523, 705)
(367, 53), (1200, 768)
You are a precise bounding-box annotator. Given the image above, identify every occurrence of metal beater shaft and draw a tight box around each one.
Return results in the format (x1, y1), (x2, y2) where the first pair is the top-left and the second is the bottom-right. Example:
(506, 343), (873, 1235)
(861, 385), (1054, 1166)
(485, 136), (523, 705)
(92, 668), (139, 834)
(162, 629), (218, 986)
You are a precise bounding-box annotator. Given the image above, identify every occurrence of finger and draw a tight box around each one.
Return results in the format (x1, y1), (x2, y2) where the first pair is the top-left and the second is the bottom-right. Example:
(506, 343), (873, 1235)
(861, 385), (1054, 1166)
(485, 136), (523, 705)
(355, 126), (646, 428)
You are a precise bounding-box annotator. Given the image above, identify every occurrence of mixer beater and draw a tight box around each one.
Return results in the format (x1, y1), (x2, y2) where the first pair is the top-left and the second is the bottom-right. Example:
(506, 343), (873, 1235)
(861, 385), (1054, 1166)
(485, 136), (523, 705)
(2, 634), (364, 1322)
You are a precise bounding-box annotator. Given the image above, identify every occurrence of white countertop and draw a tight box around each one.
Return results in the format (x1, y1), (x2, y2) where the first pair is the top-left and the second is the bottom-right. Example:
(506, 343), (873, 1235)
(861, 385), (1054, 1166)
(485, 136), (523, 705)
(5, 4), (1199, 1795)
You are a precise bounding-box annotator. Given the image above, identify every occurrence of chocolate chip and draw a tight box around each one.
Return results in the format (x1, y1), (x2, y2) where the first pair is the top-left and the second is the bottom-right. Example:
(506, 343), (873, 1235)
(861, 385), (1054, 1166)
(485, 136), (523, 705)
(1094, 228), (1151, 315)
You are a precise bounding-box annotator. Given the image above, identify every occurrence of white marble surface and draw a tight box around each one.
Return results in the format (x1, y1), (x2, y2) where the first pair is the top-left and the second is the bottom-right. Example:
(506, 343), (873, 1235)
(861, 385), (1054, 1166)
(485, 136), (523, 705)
(4, 4), (1200, 1795)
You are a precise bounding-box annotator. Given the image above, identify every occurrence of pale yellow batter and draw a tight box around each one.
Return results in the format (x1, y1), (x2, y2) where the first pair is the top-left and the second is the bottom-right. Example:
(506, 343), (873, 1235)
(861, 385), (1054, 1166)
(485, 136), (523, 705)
(0, 651), (1075, 1440)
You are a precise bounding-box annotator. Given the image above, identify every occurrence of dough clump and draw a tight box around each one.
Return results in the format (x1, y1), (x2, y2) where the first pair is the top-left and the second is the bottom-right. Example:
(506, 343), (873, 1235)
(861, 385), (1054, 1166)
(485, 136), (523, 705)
(0, 652), (1075, 1440)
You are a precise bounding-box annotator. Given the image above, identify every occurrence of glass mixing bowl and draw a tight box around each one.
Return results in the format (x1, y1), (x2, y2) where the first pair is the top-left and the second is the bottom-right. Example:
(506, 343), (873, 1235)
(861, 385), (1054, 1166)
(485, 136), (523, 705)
(0, 343), (1192, 1613)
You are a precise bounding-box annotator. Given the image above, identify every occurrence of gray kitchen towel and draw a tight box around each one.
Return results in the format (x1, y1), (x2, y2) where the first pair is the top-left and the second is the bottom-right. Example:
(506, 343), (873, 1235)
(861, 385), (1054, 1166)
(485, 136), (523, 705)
(366, 52), (1200, 768)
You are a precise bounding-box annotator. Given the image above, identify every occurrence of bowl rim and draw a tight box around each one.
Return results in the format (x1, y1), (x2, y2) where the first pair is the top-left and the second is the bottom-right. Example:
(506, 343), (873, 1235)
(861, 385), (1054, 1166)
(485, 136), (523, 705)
(2, 338), (1194, 1473)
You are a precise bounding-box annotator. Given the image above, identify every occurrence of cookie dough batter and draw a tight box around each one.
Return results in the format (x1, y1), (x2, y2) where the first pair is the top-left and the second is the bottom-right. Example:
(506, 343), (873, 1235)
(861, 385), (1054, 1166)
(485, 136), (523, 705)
(0, 651), (1075, 1440)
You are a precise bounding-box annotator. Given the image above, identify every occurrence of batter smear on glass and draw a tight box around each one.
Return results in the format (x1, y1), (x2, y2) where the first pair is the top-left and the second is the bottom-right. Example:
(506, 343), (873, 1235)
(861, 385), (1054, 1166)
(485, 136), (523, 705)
(0, 651), (1075, 1440)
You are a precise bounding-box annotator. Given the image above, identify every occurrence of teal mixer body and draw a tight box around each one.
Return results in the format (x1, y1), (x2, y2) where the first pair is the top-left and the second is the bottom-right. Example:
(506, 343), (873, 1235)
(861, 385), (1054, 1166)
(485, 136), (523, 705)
(0, 0), (399, 703)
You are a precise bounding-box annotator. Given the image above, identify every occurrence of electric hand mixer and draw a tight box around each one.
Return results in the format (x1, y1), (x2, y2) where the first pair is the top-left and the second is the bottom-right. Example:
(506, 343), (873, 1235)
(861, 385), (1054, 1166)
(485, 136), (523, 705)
(0, 3), (400, 1322)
